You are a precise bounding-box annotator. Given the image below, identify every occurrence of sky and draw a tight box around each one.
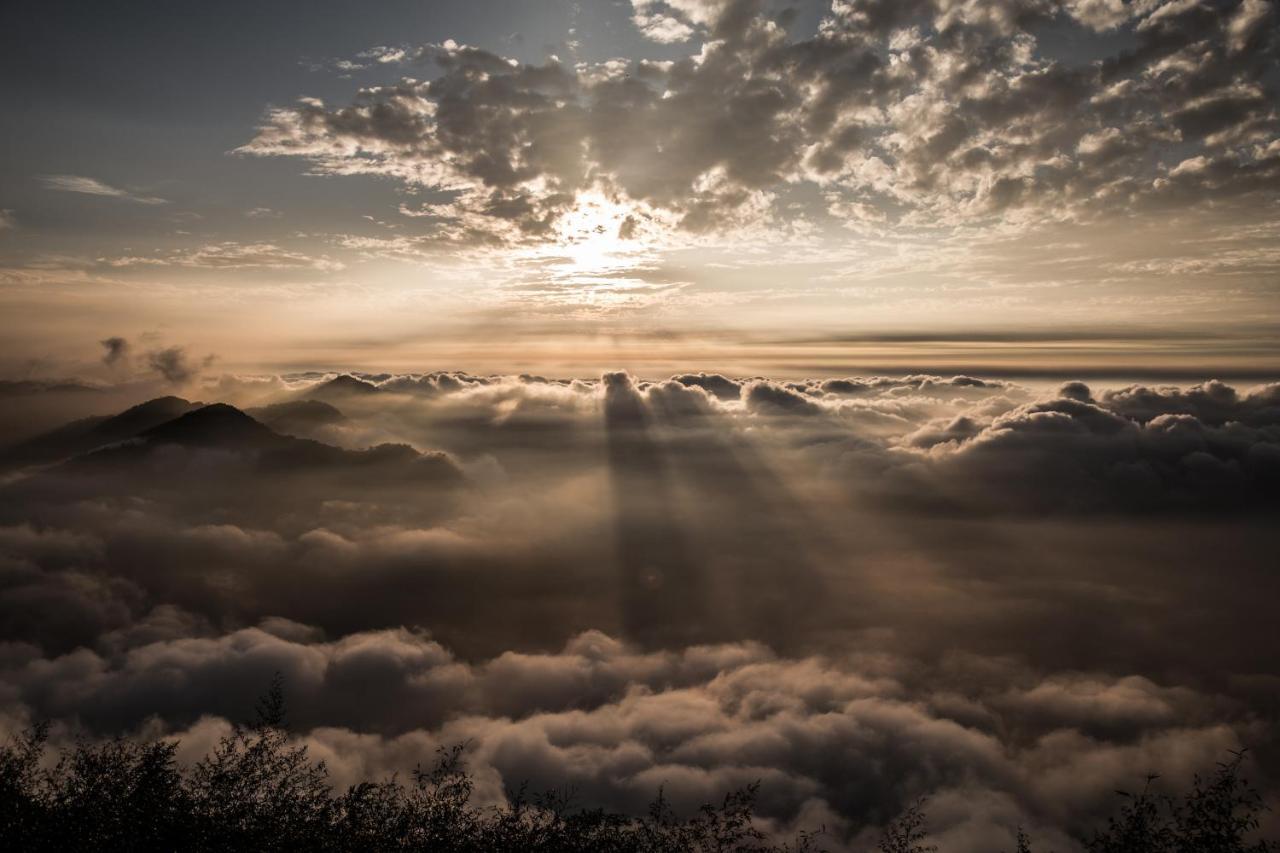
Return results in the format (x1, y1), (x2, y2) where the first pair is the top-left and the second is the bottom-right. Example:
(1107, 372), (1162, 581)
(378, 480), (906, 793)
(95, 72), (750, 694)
(1, 0), (1278, 379)
(1, 5), (1280, 851)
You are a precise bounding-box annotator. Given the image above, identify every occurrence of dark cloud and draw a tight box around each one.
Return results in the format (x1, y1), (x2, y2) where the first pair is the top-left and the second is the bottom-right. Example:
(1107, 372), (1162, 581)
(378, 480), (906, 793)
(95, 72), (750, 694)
(900, 384), (1280, 512)
(671, 371), (743, 401)
(743, 380), (825, 415)
(146, 347), (198, 384)
(0, 620), (1258, 851)
(1099, 380), (1280, 426)
(901, 414), (984, 448)
(99, 336), (129, 366)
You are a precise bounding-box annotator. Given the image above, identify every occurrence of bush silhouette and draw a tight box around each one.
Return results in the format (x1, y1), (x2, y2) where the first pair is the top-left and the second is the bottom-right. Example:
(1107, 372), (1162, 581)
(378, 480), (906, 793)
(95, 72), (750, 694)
(1082, 752), (1273, 853)
(0, 682), (1272, 852)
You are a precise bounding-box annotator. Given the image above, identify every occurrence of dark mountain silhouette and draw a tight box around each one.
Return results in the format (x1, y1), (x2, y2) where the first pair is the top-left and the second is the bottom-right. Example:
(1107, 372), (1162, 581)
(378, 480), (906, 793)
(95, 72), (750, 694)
(138, 403), (286, 450)
(70, 402), (461, 485)
(248, 399), (346, 438)
(1, 396), (199, 468)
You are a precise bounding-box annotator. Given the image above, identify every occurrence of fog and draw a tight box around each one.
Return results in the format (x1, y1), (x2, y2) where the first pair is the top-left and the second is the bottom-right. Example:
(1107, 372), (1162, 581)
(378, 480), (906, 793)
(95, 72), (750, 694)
(1, 369), (1277, 852)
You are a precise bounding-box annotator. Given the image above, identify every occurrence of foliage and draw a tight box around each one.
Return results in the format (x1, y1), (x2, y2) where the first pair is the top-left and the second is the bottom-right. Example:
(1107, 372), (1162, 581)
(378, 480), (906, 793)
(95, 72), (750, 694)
(0, 686), (1272, 852)
(0, 694), (818, 851)
(879, 799), (937, 853)
(1084, 752), (1274, 853)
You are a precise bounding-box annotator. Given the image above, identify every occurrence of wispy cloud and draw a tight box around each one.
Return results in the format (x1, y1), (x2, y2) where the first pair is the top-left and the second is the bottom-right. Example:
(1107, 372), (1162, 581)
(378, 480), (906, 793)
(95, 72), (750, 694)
(38, 174), (168, 205)
(102, 241), (343, 271)
(0, 209), (15, 230)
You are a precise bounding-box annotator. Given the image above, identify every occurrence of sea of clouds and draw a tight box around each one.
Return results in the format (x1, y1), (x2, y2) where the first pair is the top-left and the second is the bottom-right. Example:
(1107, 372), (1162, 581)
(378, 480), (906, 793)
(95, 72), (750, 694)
(1, 369), (1277, 851)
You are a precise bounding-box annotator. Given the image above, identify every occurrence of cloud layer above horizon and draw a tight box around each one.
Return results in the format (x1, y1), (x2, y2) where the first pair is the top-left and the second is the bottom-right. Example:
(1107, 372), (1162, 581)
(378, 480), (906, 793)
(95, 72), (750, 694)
(240, 0), (1279, 247)
(2, 0), (1279, 371)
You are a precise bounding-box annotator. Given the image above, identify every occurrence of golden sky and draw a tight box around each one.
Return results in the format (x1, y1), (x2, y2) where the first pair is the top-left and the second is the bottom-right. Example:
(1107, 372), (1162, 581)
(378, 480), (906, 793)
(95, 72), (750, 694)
(1, 0), (1277, 379)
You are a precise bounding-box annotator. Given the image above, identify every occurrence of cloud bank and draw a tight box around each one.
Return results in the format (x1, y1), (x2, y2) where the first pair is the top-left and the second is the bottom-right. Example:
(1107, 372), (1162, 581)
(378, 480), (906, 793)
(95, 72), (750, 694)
(0, 369), (1277, 849)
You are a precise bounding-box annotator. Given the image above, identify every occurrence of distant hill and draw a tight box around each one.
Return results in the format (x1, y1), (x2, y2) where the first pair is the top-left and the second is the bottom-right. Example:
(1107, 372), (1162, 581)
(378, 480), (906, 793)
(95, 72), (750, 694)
(0, 379), (101, 397)
(70, 402), (461, 485)
(137, 403), (283, 450)
(247, 399), (346, 438)
(302, 375), (380, 402)
(1, 396), (198, 468)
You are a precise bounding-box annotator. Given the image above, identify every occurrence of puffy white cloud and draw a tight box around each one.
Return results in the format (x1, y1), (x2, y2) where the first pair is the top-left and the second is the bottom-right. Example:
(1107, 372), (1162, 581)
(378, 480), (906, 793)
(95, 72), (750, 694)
(1066, 0), (1131, 30)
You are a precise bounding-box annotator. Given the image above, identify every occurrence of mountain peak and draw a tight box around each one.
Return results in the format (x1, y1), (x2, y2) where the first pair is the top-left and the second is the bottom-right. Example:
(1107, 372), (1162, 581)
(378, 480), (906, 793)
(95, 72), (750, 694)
(140, 403), (280, 449)
(108, 396), (197, 430)
(1, 395), (201, 468)
(308, 375), (380, 399)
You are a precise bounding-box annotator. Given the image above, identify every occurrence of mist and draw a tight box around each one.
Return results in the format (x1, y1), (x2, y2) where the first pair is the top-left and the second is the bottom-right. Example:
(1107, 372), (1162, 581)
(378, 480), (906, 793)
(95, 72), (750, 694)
(1, 369), (1276, 851)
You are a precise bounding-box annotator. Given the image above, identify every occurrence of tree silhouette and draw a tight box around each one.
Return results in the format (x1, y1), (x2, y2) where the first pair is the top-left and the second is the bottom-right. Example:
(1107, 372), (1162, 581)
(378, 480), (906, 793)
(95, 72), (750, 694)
(0, 683), (1273, 852)
(879, 799), (937, 853)
(1084, 751), (1273, 853)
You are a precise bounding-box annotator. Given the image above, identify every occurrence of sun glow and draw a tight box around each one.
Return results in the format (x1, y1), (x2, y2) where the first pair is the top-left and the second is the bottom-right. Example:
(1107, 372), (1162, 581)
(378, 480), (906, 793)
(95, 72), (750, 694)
(549, 192), (645, 269)
(509, 192), (681, 308)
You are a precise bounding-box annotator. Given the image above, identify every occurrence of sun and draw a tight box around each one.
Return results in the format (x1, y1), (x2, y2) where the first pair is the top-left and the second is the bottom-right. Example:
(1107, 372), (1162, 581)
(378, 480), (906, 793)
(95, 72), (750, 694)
(505, 191), (679, 308)
(548, 191), (645, 273)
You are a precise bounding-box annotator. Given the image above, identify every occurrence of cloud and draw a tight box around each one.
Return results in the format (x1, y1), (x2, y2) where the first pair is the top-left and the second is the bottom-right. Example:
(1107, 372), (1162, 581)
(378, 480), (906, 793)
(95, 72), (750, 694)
(99, 336), (130, 366)
(630, 0), (699, 43)
(743, 380), (825, 416)
(632, 12), (696, 43)
(1066, 0), (1131, 31)
(0, 370), (1277, 850)
(0, 622), (1258, 851)
(236, 0), (1279, 248)
(145, 347), (194, 383)
(1098, 379), (1280, 426)
(671, 372), (742, 401)
(103, 242), (343, 272)
(38, 174), (167, 205)
(893, 382), (1280, 512)
(1227, 0), (1275, 53)
(144, 347), (216, 384)
(0, 209), (15, 230)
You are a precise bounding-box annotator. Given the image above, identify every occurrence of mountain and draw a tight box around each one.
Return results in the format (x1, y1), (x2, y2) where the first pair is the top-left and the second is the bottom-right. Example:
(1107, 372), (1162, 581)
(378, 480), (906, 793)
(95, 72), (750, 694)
(303, 375), (380, 402)
(137, 403), (285, 450)
(71, 402), (462, 485)
(247, 399), (346, 438)
(1, 396), (198, 468)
